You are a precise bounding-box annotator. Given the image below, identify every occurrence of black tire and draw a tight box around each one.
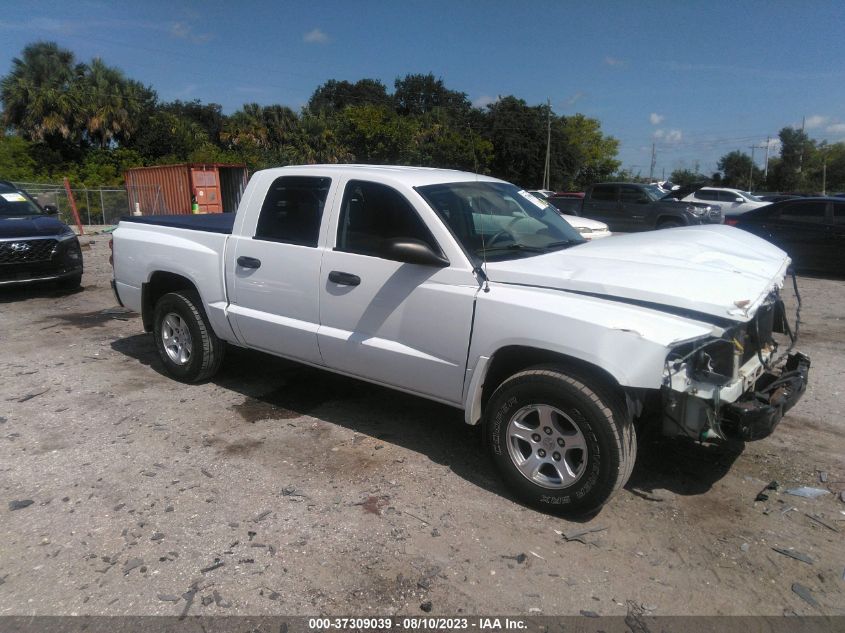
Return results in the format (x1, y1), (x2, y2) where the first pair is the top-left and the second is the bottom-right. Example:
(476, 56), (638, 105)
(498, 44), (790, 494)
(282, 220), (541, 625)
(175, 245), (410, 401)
(484, 365), (636, 515)
(57, 273), (82, 290)
(153, 290), (225, 383)
(657, 219), (683, 229)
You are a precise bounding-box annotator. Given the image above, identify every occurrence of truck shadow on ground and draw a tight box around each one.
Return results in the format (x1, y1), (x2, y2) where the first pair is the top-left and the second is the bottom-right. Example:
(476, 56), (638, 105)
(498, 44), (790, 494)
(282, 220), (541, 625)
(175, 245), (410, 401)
(111, 334), (746, 513)
(0, 283), (85, 304)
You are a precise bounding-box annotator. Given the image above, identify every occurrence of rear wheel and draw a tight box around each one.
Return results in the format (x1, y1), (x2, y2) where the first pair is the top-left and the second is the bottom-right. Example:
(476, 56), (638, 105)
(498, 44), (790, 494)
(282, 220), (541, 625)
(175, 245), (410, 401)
(153, 290), (225, 383)
(484, 366), (635, 515)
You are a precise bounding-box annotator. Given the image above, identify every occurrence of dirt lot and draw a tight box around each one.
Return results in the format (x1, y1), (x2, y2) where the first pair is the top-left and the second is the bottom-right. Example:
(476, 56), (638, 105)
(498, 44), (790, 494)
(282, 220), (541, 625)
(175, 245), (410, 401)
(0, 236), (843, 617)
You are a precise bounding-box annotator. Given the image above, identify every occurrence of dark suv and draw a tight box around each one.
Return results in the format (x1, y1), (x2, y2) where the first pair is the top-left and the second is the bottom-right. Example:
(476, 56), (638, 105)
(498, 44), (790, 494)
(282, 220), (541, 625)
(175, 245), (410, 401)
(0, 181), (83, 289)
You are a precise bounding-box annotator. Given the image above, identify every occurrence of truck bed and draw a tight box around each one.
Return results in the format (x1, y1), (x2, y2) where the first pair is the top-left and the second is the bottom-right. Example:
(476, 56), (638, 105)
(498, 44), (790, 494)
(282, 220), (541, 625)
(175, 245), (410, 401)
(118, 213), (235, 234)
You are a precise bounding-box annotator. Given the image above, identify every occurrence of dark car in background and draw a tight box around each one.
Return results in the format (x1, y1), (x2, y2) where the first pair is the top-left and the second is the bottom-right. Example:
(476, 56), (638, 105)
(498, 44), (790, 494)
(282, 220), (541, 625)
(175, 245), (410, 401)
(728, 197), (844, 276)
(0, 181), (83, 289)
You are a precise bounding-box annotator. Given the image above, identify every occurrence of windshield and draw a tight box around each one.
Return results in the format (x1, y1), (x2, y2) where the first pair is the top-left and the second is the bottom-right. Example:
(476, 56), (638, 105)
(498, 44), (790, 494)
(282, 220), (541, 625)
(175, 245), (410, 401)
(416, 181), (585, 262)
(643, 184), (664, 201)
(0, 185), (44, 217)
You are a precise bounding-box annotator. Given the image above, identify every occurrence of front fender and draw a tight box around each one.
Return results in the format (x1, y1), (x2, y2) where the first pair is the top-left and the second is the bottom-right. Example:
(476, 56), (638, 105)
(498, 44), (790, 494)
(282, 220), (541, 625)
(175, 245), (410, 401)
(463, 284), (719, 421)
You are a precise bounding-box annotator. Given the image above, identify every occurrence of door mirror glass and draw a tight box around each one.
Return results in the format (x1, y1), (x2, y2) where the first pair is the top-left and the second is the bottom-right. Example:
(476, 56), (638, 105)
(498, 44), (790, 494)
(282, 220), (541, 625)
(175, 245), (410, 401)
(381, 237), (449, 267)
(42, 204), (58, 215)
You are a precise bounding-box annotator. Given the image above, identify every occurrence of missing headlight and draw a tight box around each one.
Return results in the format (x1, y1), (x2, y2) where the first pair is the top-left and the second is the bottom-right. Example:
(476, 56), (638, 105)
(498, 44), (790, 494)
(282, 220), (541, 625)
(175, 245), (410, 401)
(691, 339), (735, 385)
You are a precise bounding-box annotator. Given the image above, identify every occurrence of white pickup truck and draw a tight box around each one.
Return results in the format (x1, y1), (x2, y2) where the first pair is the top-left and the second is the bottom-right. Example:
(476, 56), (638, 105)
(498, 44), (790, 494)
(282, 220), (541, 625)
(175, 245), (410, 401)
(111, 165), (810, 514)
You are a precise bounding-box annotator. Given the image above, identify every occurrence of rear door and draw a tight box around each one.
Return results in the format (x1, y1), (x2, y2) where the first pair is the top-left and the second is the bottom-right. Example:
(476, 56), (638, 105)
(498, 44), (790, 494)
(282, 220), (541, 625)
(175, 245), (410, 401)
(832, 202), (845, 275)
(317, 178), (477, 404)
(763, 200), (830, 271)
(226, 174), (334, 364)
(581, 185), (619, 228)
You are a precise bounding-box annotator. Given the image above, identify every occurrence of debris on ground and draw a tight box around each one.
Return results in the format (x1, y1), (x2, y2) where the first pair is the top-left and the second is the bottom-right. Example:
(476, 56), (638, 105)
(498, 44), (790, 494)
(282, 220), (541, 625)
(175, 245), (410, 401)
(791, 583), (819, 608)
(804, 513), (840, 533)
(157, 593), (181, 602)
(740, 543), (750, 552)
(252, 510), (271, 522)
(818, 471), (828, 484)
(354, 495), (390, 516)
(8, 499), (34, 511)
(580, 610), (599, 618)
(755, 480), (778, 502)
(556, 526), (607, 544)
(785, 487), (829, 499)
(419, 601), (433, 613)
(201, 595), (214, 606)
(212, 589), (232, 608)
(200, 559), (225, 574)
(14, 387), (50, 403)
(501, 553), (527, 564)
(771, 547), (813, 565)
(123, 558), (144, 575)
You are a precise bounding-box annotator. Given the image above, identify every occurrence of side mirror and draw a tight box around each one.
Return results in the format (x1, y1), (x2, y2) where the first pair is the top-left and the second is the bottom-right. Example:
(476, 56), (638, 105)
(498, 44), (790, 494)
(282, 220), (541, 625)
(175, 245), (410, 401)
(43, 204), (58, 215)
(381, 237), (449, 268)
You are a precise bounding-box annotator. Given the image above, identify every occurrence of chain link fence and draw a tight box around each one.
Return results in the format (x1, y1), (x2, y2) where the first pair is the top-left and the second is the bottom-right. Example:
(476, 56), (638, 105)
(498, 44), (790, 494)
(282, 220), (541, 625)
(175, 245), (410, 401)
(13, 181), (162, 227)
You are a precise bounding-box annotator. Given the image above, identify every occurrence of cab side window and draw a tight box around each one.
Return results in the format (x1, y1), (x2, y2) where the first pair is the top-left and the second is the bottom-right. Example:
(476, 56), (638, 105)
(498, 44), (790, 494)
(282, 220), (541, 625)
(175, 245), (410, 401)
(779, 201), (827, 224)
(336, 180), (440, 258)
(591, 185), (616, 201)
(254, 176), (331, 246)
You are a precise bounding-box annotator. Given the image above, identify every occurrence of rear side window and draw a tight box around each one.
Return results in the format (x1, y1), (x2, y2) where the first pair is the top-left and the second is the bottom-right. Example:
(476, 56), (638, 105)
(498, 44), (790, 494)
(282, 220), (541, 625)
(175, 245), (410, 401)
(696, 190), (718, 201)
(254, 176), (331, 246)
(336, 180), (439, 258)
(833, 203), (845, 225)
(718, 191), (741, 202)
(619, 186), (644, 203)
(591, 185), (616, 201)
(778, 201), (827, 224)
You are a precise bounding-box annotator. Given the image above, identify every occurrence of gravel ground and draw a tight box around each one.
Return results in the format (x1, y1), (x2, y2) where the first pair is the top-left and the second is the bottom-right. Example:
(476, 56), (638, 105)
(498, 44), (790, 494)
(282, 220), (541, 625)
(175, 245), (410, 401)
(0, 236), (843, 617)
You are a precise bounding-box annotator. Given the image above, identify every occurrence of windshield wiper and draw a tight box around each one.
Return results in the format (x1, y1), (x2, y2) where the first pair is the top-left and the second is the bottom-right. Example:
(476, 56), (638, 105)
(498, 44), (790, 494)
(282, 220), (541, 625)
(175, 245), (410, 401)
(542, 240), (580, 251)
(478, 244), (547, 254)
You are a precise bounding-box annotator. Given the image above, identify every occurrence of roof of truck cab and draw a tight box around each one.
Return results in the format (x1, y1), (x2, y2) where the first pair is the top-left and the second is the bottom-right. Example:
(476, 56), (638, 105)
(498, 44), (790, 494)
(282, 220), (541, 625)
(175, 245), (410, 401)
(253, 164), (506, 188)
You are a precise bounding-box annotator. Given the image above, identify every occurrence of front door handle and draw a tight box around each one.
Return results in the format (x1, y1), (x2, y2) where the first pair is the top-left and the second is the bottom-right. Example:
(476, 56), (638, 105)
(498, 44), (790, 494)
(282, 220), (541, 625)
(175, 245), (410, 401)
(237, 256), (261, 269)
(328, 271), (361, 286)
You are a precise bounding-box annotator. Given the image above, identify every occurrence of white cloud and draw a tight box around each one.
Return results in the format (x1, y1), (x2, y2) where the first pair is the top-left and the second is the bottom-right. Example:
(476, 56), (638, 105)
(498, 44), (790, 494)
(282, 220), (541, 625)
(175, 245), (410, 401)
(472, 95), (499, 109)
(303, 28), (329, 43)
(653, 128), (682, 143)
(169, 22), (212, 44)
(826, 123), (845, 134)
(804, 115), (829, 129)
(604, 56), (627, 67)
(649, 112), (664, 125)
(565, 91), (585, 106)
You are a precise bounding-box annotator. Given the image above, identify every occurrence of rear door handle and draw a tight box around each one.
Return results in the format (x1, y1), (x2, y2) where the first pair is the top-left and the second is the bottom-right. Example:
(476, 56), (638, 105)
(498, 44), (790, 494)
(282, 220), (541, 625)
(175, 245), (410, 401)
(237, 256), (261, 269)
(328, 271), (361, 286)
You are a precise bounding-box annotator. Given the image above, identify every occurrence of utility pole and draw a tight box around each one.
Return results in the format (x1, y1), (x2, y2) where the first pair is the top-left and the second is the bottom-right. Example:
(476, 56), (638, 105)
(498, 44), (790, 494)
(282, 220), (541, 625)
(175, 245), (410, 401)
(798, 116), (805, 189)
(649, 143), (656, 181)
(822, 158), (827, 195)
(764, 136), (771, 181)
(543, 97), (551, 190)
(748, 145), (757, 191)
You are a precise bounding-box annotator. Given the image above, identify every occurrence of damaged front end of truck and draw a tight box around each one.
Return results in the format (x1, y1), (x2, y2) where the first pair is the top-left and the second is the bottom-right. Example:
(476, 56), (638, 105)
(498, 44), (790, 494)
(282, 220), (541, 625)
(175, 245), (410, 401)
(661, 276), (810, 443)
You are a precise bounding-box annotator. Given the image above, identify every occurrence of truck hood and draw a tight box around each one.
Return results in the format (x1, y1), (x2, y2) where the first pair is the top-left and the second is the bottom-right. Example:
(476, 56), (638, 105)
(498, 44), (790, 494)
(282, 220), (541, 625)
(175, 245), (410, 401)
(484, 225), (790, 322)
(0, 215), (72, 238)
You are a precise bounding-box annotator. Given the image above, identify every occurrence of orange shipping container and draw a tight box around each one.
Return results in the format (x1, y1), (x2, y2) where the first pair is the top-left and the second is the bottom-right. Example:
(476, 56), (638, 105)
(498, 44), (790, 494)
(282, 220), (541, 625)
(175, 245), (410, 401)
(124, 163), (248, 216)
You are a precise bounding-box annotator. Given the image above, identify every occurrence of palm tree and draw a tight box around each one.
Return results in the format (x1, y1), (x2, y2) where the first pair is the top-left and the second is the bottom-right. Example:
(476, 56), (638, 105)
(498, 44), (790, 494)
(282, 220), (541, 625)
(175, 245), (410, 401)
(0, 41), (83, 142)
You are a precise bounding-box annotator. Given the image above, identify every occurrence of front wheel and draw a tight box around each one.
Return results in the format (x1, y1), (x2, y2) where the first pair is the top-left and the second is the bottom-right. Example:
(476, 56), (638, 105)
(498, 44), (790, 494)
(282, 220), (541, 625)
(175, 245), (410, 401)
(657, 219), (683, 229)
(153, 290), (225, 383)
(484, 366), (636, 515)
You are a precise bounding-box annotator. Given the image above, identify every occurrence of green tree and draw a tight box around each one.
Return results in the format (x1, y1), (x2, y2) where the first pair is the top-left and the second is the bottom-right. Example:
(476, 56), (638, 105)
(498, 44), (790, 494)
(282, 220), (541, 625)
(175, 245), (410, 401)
(77, 58), (156, 148)
(0, 41), (84, 144)
(717, 150), (762, 189)
(670, 169), (709, 187)
(773, 126), (816, 191)
(0, 134), (37, 180)
(483, 96), (547, 186)
(558, 114), (619, 189)
(393, 73), (470, 117)
(334, 104), (419, 164)
(307, 79), (391, 114)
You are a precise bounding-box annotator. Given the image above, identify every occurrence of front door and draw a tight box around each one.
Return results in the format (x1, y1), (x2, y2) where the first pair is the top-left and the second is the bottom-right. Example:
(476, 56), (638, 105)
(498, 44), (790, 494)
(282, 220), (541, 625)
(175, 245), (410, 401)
(317, 179), (477, 404)
(227, 174), (334, 364)
(582, 184), (621, 229)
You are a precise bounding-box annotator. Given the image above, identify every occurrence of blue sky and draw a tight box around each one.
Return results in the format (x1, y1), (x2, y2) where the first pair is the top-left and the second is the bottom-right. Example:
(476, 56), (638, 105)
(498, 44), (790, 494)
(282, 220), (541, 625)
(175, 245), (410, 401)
(2, 0), (844, 178)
